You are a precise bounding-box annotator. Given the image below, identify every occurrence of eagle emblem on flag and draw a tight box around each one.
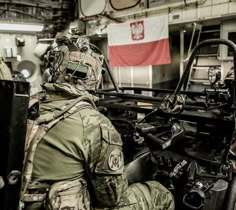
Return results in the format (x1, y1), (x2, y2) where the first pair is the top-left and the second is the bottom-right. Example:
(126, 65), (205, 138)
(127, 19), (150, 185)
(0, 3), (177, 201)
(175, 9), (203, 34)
(130, 21), (144, 41)
(108, 16), (171, 66)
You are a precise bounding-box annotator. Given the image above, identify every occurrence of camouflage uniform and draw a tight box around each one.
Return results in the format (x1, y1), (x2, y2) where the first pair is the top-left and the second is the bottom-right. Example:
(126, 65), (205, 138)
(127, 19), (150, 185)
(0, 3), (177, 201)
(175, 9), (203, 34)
(22, 96), (174, 210)
(0, 57), (12, 80)
(20, 36), (174, 210)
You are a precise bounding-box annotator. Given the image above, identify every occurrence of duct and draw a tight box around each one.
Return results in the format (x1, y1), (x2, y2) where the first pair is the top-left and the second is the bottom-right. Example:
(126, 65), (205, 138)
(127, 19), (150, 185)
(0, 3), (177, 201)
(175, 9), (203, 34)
(109, 0), (142, 11)
(79, 0), (106, 17)
(112, 0), (207, 18)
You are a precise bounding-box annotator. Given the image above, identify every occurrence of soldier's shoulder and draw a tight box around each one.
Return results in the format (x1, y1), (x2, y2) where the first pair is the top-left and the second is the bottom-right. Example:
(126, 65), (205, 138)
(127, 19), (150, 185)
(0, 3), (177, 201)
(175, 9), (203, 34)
(80, 107), (112, 127)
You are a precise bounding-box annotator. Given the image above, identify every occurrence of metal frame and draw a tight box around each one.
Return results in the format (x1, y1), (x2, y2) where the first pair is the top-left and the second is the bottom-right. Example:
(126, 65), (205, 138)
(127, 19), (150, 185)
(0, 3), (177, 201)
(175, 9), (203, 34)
(97, 39), (236, 210)
(97, 39), (236, 113)
(97, 38), (236, 167)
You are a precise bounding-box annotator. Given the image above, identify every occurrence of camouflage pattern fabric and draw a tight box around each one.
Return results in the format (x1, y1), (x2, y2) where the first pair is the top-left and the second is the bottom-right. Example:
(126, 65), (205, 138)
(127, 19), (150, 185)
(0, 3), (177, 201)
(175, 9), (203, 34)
(22, 92), (174, 210)
(112, 181), (175, 210)
(46, 179), (90, 210)
(44, 36), (104, 92)
(57, 45), (104, 91)
(92, 179), (174, 210)
(0, 58), (12, 80)
(42, 82), (99, 102)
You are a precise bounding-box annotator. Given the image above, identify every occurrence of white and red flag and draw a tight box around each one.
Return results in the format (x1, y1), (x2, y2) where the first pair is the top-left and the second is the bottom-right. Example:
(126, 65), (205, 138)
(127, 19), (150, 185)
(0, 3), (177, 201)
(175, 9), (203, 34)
(108, 15), (171, 67)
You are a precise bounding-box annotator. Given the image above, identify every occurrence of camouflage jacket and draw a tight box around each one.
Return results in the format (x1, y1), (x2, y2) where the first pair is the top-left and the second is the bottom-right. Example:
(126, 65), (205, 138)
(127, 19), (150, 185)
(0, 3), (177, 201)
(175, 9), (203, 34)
(21, 93), (128, 209)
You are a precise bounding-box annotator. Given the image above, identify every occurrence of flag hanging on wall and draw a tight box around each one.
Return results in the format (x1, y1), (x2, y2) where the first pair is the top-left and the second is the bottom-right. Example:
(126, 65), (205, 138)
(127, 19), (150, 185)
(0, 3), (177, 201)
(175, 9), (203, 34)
(108, 15), (171, 67)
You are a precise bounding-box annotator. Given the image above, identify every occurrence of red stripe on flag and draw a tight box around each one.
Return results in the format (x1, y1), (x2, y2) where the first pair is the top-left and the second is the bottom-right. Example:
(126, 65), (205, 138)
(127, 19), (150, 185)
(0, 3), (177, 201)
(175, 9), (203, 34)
(109, 38), (171, 67)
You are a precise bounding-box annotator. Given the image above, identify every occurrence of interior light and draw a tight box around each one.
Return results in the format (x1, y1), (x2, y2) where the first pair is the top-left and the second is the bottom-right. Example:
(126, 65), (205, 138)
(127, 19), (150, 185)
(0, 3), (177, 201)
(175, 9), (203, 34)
(0, 23), (44, 32)
(21, 69), (31, 78)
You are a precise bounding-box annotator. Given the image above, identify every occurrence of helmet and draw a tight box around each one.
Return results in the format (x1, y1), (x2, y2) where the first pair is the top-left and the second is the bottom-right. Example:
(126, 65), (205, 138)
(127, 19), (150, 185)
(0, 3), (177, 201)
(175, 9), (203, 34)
(43, 35), (104, 92)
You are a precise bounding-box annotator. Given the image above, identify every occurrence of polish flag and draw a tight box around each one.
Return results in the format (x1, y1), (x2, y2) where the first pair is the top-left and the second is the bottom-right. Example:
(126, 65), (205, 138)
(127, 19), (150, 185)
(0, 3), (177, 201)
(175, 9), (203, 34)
(108, 15), (171, 67)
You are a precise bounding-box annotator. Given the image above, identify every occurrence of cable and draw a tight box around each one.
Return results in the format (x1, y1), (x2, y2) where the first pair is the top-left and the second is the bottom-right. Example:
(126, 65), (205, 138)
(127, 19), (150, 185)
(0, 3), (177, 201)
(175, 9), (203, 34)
(111, 118), (136, 129)
(137, 108), (159, 125)
(184, 0), (188, 6)
(50, 51), (64, 82)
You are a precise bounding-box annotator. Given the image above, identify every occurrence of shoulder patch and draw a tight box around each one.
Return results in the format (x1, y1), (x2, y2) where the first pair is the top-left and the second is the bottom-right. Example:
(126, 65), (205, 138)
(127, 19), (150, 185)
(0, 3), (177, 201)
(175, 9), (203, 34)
(108, 149), (123, 171)
(94, 123), (124, 175)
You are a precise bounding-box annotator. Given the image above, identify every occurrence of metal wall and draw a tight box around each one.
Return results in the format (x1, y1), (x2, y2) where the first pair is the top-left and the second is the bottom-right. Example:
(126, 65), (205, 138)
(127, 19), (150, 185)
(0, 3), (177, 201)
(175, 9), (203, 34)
(0, 33), (42, 94)
(152, 34), (180, 89)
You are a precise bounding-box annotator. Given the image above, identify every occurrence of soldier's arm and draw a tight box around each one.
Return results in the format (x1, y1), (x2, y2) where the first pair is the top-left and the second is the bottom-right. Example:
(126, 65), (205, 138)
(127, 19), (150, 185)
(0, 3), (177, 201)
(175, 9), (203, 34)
(83, 113), (128, 207)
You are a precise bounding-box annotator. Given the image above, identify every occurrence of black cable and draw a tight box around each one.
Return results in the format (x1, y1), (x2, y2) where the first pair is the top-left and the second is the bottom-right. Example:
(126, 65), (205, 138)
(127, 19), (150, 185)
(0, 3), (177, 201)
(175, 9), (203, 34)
(184, 0), (188, 6)
(54, 51), (64, 71)
(109, 0), (141, 11)
(136, 108), (159, 125)
(49, 50), (64, 81)
(111, 118), (135, 129)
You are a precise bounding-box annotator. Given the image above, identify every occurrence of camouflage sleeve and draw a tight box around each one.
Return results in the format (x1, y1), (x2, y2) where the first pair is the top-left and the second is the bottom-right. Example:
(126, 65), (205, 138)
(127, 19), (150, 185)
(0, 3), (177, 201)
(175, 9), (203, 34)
(92, 123), (128, 207)
(91, 173), (128, 207)
(82, 112), (128, 207)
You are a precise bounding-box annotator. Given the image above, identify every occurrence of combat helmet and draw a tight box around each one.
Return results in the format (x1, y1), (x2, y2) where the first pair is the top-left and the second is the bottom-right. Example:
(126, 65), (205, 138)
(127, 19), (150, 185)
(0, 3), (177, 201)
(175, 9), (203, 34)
(43, 35), (104, 93)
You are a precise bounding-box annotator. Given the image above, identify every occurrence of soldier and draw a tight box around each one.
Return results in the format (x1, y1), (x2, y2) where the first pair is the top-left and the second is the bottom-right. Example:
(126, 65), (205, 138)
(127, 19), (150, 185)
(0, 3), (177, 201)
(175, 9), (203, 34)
(20, 35), (174, 210)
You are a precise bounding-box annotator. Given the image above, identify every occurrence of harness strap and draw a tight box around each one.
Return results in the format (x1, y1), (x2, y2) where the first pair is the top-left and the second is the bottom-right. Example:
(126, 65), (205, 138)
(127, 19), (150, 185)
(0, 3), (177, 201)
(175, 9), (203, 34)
(21, 118), (62, 200)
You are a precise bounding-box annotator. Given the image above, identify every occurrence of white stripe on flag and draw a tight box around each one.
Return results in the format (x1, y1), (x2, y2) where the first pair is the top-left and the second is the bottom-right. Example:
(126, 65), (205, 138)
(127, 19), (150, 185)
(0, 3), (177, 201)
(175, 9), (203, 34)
(108, 15), (168, 46)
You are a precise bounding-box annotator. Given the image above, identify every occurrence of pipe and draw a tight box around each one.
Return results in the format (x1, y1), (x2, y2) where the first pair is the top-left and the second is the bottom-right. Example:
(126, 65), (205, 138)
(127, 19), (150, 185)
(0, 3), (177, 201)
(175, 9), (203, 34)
(89, 43), (120, 93)
(187, 23), (197, 56)
(184, 0), (188, 7)
(225, 175), (236, 210)
(180, 28), (185, 78)
(103, 57), (120, 93)
(97, 90), (207, 107)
